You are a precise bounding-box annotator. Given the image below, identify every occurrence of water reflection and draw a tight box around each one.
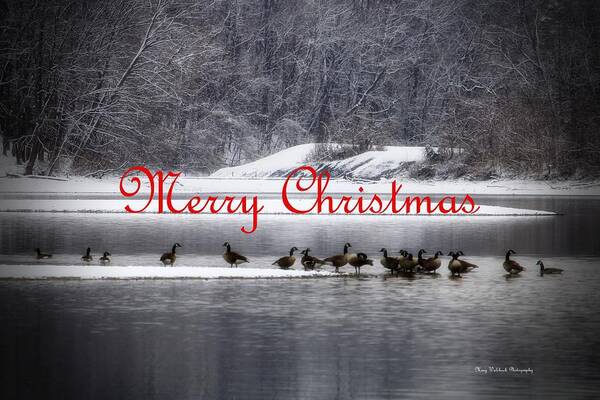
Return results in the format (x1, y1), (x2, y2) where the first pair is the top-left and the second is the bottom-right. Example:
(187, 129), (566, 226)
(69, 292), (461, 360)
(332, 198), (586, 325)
(1, 262), (600, 399)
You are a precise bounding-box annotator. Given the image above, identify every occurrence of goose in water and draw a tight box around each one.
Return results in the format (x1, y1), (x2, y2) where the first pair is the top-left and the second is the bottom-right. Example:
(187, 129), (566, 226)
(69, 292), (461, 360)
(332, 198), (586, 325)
(300, 248), (325, 270)
(160, 243), (182, 266)
(421, 250), (443, 273)
(456, 251), (479, 273)
(324, 243), (352, 273)
(99, 251), (111, 264)
(416, 249), (427, 272)
(273, 247), (299, 269)
(223, 242), (249, 268)
(503, 249), (525, 274)
(81, 247), (93, 262)
(448, 251), (463, 277)
(35, 248), (52, 260)
(537, 260), (563, 275)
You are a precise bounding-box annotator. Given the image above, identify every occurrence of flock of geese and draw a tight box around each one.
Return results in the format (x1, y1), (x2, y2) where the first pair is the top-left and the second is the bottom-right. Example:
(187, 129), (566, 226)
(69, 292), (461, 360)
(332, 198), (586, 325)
(36, 243), (564, 277)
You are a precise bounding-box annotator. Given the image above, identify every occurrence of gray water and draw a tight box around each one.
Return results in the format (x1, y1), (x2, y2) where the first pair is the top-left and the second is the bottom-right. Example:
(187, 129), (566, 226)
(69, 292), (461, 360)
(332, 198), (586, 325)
(1, 196), (600, 399)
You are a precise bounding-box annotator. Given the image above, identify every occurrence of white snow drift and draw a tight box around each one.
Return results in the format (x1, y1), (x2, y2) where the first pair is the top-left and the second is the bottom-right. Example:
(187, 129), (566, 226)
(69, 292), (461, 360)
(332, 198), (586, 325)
(211, 143), (427, 178)
(0, 265), (339, 280)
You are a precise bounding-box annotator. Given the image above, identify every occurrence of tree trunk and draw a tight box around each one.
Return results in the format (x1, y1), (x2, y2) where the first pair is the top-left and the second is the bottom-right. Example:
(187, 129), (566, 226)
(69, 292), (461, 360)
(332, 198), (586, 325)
(25, 141), (41, 175)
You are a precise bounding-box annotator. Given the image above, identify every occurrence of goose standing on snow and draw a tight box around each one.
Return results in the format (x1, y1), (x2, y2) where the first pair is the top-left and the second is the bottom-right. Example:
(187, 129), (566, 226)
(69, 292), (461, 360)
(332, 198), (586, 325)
(223, 242), (249, 268)
(421, 250), (443, 273)
(324, 242), (352, 273)
(348, 252), (373, 276)
(82, 247), (93, 262)
(273, 247), (299, 269)
(503, 249), (524, 274)
(456, 251), (479, 273)
(300, 248), (325, 270)
(395, 250), (407, 271)
(35, 248), (52, 260)
(380, 248), (400, 274)
(99, 251), (111, 264)
(160, 243), (182, 266)
(448, 251), (463, 277)
(537, 260), (563, 275)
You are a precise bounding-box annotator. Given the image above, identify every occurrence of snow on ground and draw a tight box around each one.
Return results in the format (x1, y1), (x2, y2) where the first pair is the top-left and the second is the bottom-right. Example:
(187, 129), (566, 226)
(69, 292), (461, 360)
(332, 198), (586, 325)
(0, 265), (339, 280)
(212, 143), (319, 177)
(1, 174), (599, 196)
(320, 147), (427, 179)
(1, 143), (599, 196)
(211, 143), (427, 178)
(0, 149), (24, 176)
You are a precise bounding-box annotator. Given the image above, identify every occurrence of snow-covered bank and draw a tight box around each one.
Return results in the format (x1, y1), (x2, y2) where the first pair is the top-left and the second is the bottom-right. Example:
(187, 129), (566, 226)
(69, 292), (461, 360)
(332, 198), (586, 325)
(1, 174), (598, 197)
(0, 265), (340, 280)
(211, 143), (427, 178)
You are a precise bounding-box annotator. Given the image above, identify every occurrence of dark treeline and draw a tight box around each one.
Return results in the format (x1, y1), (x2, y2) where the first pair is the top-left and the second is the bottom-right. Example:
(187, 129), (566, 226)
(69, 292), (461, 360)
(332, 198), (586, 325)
(1, 0), (599, 177)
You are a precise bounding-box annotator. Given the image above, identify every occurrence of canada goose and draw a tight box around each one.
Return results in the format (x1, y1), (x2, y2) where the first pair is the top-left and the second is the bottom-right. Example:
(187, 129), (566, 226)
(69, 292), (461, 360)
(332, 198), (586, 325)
(396, 249), (407, 259)
(300, 248), (325, 270)
(457, 251), (479, 272)
(273, 247), (299, 269)
(99, 251), (111, 264)
(421, 250), (443, 273)
(324, 242), (352, 273)
(448, 251), (462, 277)
(348, 252), (373, 276)
(416, 249), (427, 271)
(537, 260), (563, 275)
(503, 249), (524, 274)
(380, 248), (399, 274)
(223, 242), (249, 268)
(35, 248), (52, 260)
(81, 247), (93, 262)
(399, 252), (418, 273)
(160, 243), (182, 266)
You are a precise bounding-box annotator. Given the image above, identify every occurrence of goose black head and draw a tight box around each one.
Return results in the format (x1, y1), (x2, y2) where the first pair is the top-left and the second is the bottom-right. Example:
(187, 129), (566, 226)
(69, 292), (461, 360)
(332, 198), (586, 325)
(301, 248), (310, 255)
(536, 260), (543, 266)
(86, 247), (91, 253)
(508, 249), (516, 255)
(223, 242), (230, 247)
(398, 249), (407, 256)
(290, 246), (299, 252)
(379, 248), (386, 253)
(103, 252), (111, 257)
(35, 248), (41, 253)
(457, 250), (465, 256)
(174, 243), (182, 248)
(344, 242), (352, 248)
(447, 251), (455, 257)
(435, 251), (443, 257)
(418, 249), (427, 255)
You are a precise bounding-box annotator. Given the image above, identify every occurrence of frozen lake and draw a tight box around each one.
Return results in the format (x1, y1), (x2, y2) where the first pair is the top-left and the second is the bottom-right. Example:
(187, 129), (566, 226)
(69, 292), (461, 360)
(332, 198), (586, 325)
(1, 196), (600, 398)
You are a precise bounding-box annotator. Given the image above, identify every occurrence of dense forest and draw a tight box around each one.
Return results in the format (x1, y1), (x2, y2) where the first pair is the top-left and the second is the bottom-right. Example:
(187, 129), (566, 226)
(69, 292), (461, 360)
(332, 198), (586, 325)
(1, 0), (599, 178)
